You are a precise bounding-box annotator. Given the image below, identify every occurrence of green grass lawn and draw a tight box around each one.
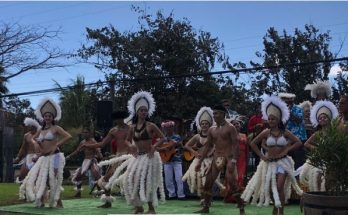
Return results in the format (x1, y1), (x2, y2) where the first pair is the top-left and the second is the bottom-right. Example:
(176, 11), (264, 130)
(0, 183), (303, 215)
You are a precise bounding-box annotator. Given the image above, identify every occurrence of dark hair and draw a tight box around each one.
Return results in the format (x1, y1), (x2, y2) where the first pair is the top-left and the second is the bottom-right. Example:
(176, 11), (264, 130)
(278, 121), (286, 131)
(213, 104), (227, 112)
(132, 115), (150, 124)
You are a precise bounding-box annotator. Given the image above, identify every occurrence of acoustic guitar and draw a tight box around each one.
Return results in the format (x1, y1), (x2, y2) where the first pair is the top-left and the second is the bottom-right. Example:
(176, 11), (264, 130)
(183, 150), (195, 161)
(158, 140), (177, 162)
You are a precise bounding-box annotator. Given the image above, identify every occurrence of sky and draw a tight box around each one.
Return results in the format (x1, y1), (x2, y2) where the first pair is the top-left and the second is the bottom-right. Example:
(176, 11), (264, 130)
(1, 1), (348, 108)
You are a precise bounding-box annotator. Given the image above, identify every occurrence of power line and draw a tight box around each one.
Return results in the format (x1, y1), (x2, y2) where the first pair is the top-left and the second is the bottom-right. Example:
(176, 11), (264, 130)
(2, 57), (347, 99)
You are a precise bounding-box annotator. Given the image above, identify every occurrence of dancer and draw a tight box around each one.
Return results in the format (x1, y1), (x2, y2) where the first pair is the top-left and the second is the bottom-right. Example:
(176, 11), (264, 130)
(338, 94), (348, 133)
(241, 95), (303, 215)
(19, 97), (72, 208)
(67, 125), (103, 197)
(83, 110), (130, 208)
(194, 105), (245, 215)
(182, 107), (225, 201)
(13, 117), (41, 184)
(300, 100), (338, 191)
(97, 91), (166, 214)
(305, 79), (332, 102)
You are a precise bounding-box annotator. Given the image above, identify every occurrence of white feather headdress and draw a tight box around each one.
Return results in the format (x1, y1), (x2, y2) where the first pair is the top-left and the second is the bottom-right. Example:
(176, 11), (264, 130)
(278, 92), (296, 99)
(262, 95), (290, 124)
(310, 100), (338, 127)
(127, 91), (156, 118)
(34, 97), (62, 122)
(23, 117), (41, 129)
(299, 100), (312, 111)
(304, 79), (332, 99)
(195, 106), (214, 131)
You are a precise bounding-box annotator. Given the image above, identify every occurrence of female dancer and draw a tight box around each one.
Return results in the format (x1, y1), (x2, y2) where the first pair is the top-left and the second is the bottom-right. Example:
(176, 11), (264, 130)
(97, 91), (166, 214)
(19, 97), (72, 208)
(241, 95), (303, 215)
(300, 100), (338, 191)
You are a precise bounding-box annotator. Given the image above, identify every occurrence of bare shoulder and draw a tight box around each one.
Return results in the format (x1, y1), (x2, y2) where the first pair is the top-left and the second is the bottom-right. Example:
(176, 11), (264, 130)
(53, 125), (64, 131)
(147, 122), (159, 129)
(109, 127), (119, 133)
(283, 129), (293, 137)
(258, 128), (270, 138)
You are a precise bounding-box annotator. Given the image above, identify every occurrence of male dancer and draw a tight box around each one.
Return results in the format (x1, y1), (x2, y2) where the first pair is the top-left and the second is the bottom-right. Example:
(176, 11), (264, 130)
(67, 126), (103, 197)
(195, 105), (245, 214)
(83, 111), (130, 208)
(13, 118), (41, 183)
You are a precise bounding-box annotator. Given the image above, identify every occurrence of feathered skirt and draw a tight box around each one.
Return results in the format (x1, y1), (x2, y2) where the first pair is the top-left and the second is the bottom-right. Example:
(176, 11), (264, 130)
(19, 152), (65, 207)
(97, 152), (166, 207)
(299, 160), (325, 192)
(241, 156), (303, 208)
(182, 157), (225, 196)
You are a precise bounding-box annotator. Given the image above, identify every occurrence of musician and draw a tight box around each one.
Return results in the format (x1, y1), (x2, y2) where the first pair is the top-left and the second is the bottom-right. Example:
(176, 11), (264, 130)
(160, 120), (186, 200)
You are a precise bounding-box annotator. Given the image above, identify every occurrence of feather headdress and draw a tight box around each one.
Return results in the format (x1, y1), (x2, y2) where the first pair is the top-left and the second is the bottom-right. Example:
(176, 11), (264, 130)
(304, 80), (332, 99)
(262, 95), (290, 124)
(23, 117), (41, 129)
(127, 91), (156, 119)
(195, 106), (214, 131)
(34, 97), (62, 122)
(278, 92), (296, 100)
(310, 100), (338, 127)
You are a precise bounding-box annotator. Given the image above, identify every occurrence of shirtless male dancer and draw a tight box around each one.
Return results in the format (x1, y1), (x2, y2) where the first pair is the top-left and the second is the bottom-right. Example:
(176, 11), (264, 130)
(83, 110), (130, 208)
(67, 126), (103, 197)
(195, 105), (245, 215)
(13, 118), (41, 184)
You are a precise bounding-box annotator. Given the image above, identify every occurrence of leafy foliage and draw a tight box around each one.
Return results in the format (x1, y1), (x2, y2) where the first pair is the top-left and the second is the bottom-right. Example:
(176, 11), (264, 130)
(2, 96), (35, 126)
(55, 75), (99, 129)
(308, 120), (348, 196)
(77, 8), (236, 121)
(250, 25), (334, 102)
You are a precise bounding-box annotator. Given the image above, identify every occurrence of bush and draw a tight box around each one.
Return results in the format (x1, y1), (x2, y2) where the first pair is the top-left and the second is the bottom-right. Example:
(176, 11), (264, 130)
(308, 119), (348, 196)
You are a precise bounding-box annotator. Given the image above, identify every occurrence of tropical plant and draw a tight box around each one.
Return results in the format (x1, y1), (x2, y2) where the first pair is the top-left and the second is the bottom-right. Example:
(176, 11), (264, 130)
(308, 119), (348, 196)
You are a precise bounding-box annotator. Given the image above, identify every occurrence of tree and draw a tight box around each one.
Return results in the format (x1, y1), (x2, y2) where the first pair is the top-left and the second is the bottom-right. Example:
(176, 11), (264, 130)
(56, 75), (99, 128)
(77, 7), (232, 120)
(2, 96), (35, 126)
(0, 65), (8, 95)
(0, 22), (69, 82)
(250, 25), (335, 102)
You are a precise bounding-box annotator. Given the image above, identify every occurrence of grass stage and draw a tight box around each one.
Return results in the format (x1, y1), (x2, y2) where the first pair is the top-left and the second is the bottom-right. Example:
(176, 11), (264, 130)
(0, 183), (302, 215)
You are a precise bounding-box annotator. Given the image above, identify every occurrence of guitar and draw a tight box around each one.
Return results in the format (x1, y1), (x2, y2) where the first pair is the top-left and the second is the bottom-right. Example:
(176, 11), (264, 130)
(158, 140), (177, 162)
(183, 150), (195, 161)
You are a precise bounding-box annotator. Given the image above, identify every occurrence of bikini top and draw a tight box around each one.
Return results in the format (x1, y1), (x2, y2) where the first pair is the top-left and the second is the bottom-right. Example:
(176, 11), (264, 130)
(37, 130), (56, 142)
(133, 122), (151, 141)
(266, 131), (288, 147)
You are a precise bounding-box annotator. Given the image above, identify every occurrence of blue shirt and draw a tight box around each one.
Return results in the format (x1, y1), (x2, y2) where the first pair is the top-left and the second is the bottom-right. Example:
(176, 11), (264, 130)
(166, 134), (183, 163)
(286, 105), (307, 142)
